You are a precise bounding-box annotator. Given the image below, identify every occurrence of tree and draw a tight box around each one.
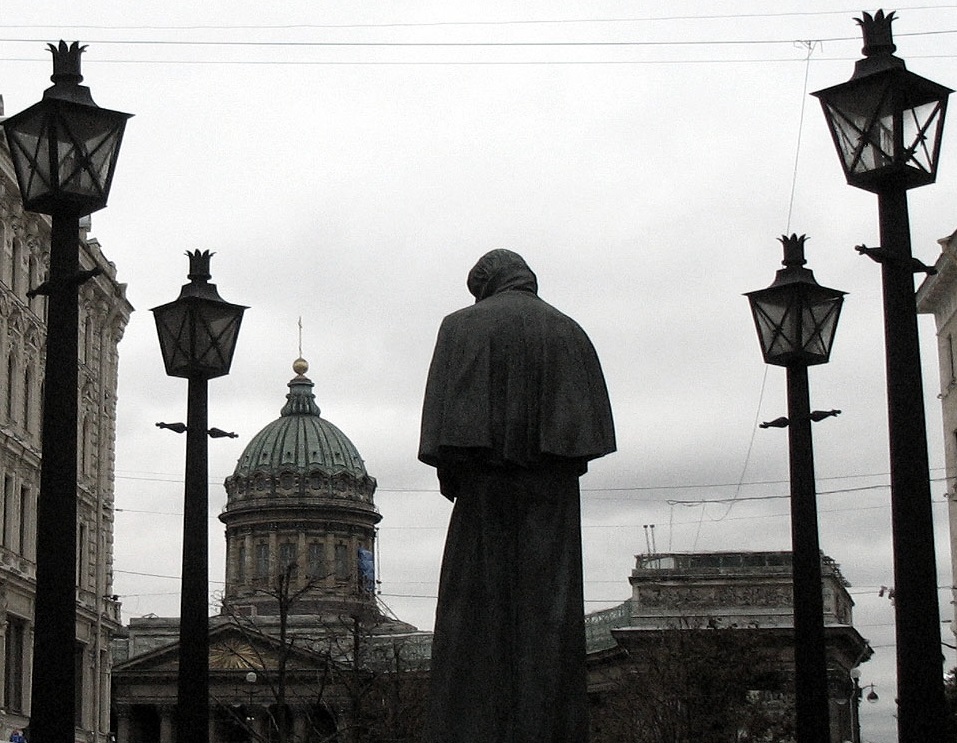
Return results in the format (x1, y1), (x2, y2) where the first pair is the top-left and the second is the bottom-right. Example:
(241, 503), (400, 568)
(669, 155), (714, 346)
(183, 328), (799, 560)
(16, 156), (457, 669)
(213, 564), (428, 743)
(590, 626), (795, 743)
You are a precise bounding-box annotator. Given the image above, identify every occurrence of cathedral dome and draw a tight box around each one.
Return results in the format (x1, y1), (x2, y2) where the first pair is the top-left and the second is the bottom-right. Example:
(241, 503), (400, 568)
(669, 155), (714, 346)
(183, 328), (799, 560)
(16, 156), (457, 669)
(232, 358), (369, 480)
(221, 358), (380, 617)
(223, 357), (378, 514)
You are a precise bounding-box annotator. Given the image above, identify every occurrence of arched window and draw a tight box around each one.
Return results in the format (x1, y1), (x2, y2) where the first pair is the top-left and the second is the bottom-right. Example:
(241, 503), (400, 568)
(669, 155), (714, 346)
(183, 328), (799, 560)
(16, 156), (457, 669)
(6, 355), (15, 422)
(237, 543), (246, 583)
(27, 258), (37, 311)
(10, 239), (20, 298)
(84, 315), (95, 366)
(22, 366), (31, 433)
(278, 542), (298, 581)
(255, 543), (269, 581)
(334, 543), (349, 582)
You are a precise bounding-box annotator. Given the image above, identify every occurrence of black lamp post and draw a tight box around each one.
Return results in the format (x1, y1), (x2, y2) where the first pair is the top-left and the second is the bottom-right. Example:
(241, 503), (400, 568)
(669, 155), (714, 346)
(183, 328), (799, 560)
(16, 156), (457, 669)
(152, 251), (245, 743)
(746, 233), (845, 743)
(1, 41), (130, 743)
(813, 12), (951, 742)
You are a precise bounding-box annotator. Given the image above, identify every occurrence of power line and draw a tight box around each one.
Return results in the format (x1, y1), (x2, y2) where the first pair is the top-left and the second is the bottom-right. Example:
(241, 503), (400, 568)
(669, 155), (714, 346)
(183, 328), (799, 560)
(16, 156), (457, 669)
(0, 29), (953, 52)
(1, 6), (954, 32)
(113, 465), (947, 491)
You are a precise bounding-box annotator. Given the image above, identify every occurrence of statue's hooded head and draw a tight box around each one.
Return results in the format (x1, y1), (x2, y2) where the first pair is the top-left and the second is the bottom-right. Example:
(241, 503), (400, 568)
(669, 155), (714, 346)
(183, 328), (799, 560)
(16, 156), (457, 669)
(467, 249), (539, 302)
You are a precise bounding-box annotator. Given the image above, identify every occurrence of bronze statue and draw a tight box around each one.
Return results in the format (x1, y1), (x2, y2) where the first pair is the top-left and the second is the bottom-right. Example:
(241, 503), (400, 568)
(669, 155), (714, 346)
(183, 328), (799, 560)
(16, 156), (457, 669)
(420, 249), (616, 742)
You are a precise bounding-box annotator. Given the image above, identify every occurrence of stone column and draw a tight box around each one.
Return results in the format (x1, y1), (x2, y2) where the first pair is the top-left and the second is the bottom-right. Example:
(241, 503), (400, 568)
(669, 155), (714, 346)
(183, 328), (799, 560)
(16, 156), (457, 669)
(23, 622), (33, 717)
(114, 705), (131, 743)
(0, 608), (8, 702)
(159, 704), (175, 743)
(292, 708), (308, 742)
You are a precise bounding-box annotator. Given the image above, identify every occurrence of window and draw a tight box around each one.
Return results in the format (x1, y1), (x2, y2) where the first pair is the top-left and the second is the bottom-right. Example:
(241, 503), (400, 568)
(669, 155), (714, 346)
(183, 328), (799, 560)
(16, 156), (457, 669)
(77, 522), (88, 587)
(22, 367), (31, 432)
(308, 542), (326, 580)
(5, 355), (14, 422)
(4, 615), (26, 712)
(10, 239), (20, 298)
(237, 544), (246, 582)
(2, 474), (12, 549)
(949, 333), (957, 386)
(279, 542), (297, 580)
(75, 642), (85, 727)
(334, 543), (349, 582)
(27, 258), (37, 312)
(84, 315), (95, 365)
(17, 485), (29, 557)
(255, 543), (269, 580)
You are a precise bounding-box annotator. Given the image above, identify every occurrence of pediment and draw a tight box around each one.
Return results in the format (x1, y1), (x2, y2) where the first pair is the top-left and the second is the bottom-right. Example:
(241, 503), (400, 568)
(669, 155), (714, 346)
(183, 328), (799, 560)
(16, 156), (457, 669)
(113, 620), (320, 674)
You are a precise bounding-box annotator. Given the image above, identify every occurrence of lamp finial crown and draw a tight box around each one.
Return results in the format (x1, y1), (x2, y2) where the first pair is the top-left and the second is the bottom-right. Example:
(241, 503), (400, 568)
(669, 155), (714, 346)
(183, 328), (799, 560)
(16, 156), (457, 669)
(778, 233), (808, 268)
(857, 10), (897, 57)
(48, 40), (86, 87)
(186, 249), (214, 283)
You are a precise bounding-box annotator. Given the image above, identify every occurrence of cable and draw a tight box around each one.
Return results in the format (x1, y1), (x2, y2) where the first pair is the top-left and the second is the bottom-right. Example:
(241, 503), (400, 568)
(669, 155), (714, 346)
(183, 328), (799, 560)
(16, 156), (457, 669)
(1, 6), (955, 32)
(114, 465), (948, 491)
(0, 30), (953, 52)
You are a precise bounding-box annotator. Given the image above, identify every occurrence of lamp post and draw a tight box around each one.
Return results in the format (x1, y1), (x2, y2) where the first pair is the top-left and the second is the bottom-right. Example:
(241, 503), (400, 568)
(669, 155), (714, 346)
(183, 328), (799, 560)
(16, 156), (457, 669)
(812, 12), (951, 742)
(1, 41), (130, 743)
(152, 251), (246, 743)
(746, 233), (845, 743)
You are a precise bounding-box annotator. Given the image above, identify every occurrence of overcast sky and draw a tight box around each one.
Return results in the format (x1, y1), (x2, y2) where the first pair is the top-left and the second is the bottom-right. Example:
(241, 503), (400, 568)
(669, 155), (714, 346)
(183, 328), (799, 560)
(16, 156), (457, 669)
(4, 2), (957, 740)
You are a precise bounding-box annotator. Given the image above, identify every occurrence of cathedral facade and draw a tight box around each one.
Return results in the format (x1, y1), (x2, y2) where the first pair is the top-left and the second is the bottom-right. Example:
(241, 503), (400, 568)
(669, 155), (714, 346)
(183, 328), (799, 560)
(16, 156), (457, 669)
(112, 359), (426, 743)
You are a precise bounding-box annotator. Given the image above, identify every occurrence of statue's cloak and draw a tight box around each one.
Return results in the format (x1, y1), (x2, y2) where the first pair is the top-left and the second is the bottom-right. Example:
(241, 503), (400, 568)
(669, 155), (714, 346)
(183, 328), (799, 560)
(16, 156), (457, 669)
(418, 259), (615, 487)
(419, 250), (617, 743)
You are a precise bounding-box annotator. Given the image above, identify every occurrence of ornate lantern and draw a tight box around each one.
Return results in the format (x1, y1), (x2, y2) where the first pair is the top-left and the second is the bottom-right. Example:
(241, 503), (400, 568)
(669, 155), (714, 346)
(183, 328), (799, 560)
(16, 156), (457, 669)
(2, 41), (132, 215)
(746, 234), (845, 367)
(812, 11), (951, 192)
(152, 250), (247, 380)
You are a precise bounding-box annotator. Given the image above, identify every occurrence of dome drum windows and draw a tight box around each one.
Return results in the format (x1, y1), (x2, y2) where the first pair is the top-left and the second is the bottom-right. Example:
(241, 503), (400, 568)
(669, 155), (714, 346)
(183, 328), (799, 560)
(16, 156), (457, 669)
(307, 541), (326, 582)
(254, 543), (269, 582)
(278, 541), (297, 581)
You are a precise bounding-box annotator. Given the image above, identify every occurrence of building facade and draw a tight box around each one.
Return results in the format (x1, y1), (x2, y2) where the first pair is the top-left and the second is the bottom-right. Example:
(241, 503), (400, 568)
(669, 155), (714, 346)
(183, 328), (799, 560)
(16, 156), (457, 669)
(0, 128), (132, 740)
(915, 228), (957, 635)
(586, 550), (872, 743)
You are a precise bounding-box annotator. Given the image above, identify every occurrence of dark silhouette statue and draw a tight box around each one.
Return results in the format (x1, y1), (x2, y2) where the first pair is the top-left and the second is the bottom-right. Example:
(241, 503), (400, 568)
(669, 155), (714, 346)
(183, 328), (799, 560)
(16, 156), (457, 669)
(419, 249), (616, 743)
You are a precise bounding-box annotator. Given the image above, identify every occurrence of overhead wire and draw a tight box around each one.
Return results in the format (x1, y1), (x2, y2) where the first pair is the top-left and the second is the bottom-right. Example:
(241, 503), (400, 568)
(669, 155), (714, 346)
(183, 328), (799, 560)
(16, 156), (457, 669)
(0, 4), (955, 32)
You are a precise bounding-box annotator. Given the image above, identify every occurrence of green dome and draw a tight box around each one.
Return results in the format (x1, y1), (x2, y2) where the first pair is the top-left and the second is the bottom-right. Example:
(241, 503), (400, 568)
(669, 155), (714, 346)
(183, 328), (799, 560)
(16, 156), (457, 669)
(232, 360), (368, 479)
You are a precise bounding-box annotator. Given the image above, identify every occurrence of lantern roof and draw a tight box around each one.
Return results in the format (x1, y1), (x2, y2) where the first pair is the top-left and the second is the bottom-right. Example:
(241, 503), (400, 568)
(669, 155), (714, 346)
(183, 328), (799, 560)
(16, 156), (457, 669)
(850, 10), (907, 80)
(762, 234), (825, 290)
(41, 41), (97, 107)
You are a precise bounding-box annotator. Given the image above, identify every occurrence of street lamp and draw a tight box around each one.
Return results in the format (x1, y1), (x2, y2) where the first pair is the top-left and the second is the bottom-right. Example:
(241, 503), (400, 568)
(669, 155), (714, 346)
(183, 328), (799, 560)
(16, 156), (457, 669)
(813, 12), (951, 742)
(746, 233), (845, 743)
(1, 41), (130, 743)
(152, 250), (246, 743)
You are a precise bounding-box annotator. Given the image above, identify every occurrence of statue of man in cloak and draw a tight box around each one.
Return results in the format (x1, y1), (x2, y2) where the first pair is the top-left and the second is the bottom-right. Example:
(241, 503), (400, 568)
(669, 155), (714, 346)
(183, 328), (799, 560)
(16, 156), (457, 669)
(419, 249), (616, 743)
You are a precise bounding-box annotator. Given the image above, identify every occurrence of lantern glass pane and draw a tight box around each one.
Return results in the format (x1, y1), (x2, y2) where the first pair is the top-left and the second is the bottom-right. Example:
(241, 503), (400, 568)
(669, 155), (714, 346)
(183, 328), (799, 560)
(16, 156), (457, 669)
(823, 95), (895, 176)
(153, 301), (192, 377)
(56, 104), (126, 202)
(749, 284), (843, 366)
(4, 106), (54, 206)
(195, 304), (243, 375)
(902, 100), (944, 175)
(802, 295), (842, 359)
